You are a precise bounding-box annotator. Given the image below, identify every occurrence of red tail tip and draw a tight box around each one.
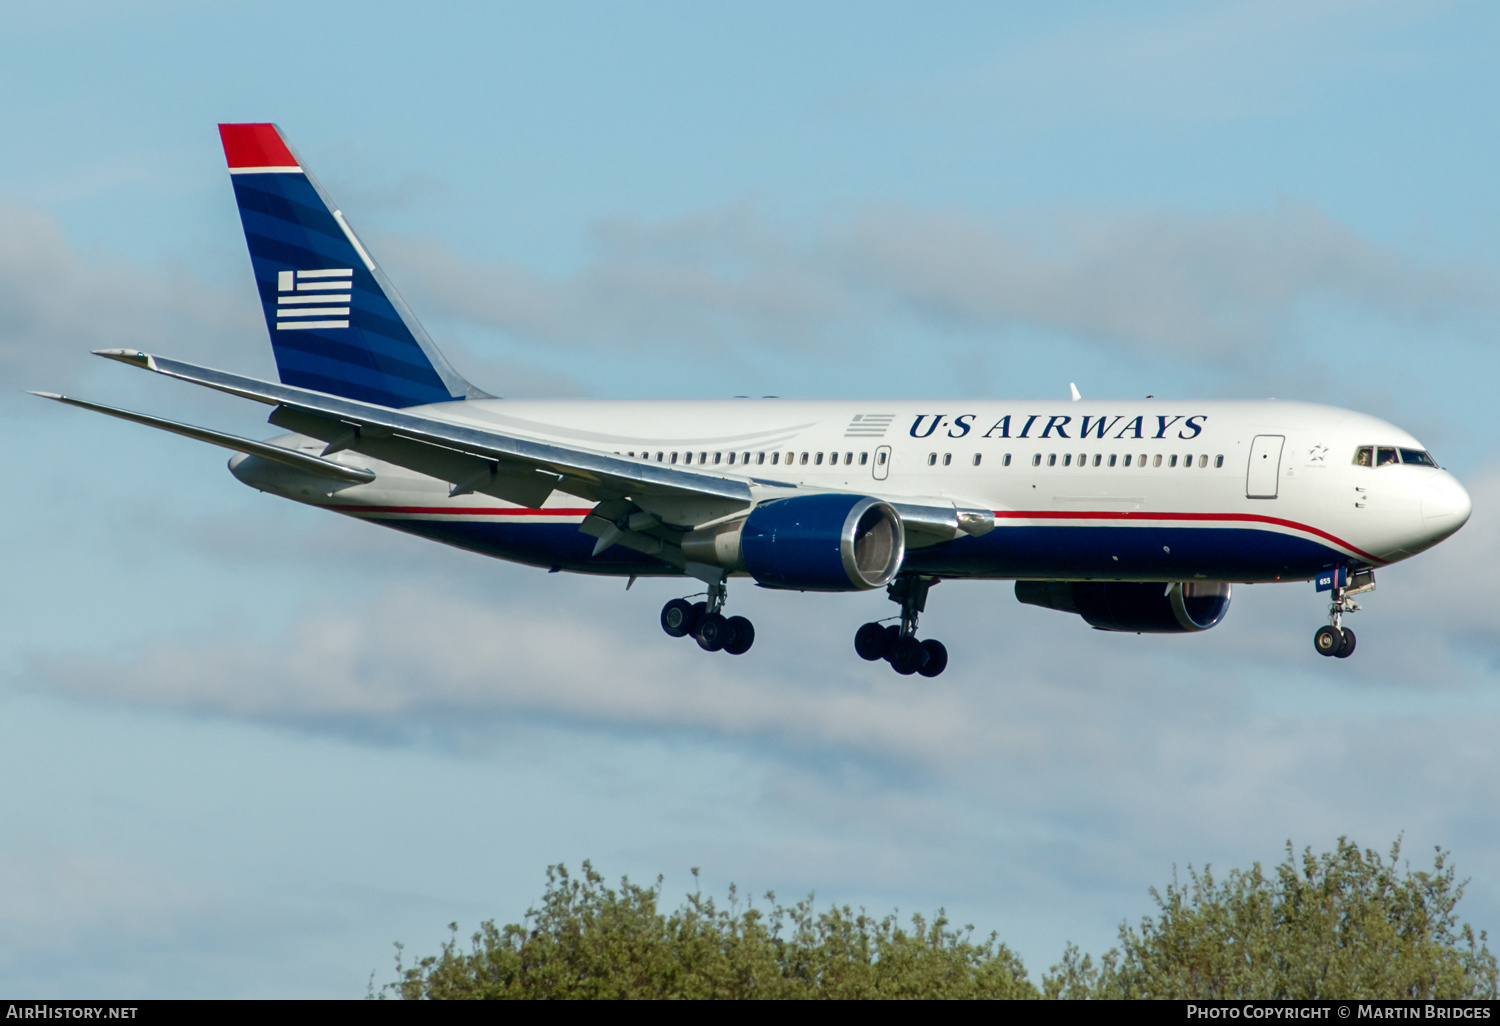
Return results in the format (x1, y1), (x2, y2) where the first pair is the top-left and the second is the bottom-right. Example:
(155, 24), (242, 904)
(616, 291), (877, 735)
(218, 123), (297, 169)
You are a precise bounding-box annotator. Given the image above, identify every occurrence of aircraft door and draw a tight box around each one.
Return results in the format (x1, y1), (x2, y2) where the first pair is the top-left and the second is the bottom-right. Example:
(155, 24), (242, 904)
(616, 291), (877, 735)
(1246, 435), (1285, 499)
(873, 445), (891, 481)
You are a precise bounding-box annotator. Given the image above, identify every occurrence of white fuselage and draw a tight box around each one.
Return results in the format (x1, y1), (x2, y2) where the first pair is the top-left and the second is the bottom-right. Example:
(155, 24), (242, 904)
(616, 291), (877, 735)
(233, 397), (1471, 583)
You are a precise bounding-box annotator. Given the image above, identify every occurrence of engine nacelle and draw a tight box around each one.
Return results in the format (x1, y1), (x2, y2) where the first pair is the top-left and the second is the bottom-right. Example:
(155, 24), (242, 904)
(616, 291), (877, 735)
(683, 494), (905, 591)
(1015, 580), (1232, 633)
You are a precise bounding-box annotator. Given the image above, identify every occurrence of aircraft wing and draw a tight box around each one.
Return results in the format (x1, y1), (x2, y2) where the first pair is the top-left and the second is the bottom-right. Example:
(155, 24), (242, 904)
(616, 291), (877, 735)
(90, 348), (756, 523)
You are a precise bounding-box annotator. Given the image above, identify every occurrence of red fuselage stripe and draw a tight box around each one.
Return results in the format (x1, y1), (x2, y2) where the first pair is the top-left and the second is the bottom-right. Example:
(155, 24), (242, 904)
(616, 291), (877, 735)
(989, 509), (1379, 562)
(325, 503), (1379, 563)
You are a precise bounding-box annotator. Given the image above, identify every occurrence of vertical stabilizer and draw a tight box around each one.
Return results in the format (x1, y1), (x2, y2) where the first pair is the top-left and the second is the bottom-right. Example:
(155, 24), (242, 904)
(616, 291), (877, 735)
(218, 123), (486, 408)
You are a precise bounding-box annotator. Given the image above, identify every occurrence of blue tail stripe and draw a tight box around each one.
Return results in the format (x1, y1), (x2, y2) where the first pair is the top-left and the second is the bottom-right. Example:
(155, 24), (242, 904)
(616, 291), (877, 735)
(278, 369), (438, 409)
(273, 343), (446, 395)
(231, 183), (346, 244)
(229, 169), (468, 408)
(270, 327), (445, 385)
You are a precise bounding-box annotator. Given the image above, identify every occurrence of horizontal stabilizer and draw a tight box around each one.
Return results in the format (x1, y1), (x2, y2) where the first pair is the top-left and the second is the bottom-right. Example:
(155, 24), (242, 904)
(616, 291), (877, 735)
(88, 349), (755, 523)
(30, 391), (375, 484)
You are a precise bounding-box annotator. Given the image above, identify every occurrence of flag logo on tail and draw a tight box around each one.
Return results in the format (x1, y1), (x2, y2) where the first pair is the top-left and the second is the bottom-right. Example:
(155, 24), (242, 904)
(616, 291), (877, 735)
(276, 269), (353, 330)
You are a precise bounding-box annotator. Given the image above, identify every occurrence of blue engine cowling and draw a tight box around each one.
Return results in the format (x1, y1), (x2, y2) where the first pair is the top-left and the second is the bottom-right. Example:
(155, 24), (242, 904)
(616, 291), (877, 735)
(740, 494), (905, 591)
(1015, 580), (1231, 633)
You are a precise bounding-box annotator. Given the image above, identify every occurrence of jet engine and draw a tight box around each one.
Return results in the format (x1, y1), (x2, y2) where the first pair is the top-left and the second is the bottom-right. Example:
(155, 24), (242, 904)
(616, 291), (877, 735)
(1015, 580), (1231, 633)
(682, 494), (904, 591)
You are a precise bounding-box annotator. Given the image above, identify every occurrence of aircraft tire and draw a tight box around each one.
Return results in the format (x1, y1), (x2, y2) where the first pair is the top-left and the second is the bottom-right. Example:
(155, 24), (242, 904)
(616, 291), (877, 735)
(855, 622), (890, 661)
(889, 636), (925, 675)
(1335, 627), (1357, 659)
(695, 612), (729, 652)
(916, 639), (948, 677)
(661, 599), (697, 638)
(723, 616), (755, 655)
(1313, 625), (1342, 656)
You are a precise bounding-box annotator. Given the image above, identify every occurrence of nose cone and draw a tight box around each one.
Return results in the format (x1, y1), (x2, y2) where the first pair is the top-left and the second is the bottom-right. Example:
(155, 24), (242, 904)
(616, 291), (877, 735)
(1421, 472), (1472, 541)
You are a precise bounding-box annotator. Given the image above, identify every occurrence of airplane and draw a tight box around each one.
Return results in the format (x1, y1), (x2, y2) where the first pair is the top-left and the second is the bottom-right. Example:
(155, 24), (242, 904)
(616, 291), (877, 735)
(32, 123), (1474, 677)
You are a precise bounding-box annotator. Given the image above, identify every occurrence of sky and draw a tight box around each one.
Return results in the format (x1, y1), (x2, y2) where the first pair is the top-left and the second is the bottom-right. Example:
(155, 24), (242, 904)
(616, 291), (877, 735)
(2, 0), (1499, 997)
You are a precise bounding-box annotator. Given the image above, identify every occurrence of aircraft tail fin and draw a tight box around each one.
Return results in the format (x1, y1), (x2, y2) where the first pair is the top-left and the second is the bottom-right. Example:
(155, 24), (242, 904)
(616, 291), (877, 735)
(218, 123), (487, 408)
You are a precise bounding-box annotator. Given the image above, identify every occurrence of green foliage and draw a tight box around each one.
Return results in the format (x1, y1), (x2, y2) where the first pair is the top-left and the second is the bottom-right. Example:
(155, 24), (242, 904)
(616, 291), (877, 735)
(1044, 837), (1498, 1000)
(388, 863), (1038, 999)
(387, 838), (1496, 1000)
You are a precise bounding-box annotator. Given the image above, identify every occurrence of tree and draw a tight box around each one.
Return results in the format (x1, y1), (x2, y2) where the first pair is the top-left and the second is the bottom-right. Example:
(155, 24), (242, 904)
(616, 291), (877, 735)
(387, 862), (1037, 999)
(1044, 837), (1498, 1000)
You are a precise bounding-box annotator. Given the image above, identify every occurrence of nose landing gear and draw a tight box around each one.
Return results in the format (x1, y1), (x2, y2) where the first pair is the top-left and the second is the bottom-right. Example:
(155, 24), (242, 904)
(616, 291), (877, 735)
(1313, 571), (1372, 659)
(660, 578), (755, 656)
(855, 575), (949, 676)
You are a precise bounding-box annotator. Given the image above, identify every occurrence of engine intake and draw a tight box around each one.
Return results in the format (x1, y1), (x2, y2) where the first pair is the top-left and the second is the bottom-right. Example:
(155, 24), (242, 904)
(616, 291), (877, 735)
(683, 494), (904, 591)
(1015, 580), (1231, 633)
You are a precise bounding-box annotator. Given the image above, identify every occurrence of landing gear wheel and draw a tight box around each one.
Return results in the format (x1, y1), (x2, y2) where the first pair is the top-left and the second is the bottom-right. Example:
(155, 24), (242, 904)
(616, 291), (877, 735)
(916, 639), (948, 678)
(855, 622), (891, 661)
(723, 616), (755, 655)
(1314, 625), (1342, 657)
(889, 636), (926, 676)
(1334, 627), (1357, 659)
(661, 599), (698, 638)
(695, 612), (729, 652)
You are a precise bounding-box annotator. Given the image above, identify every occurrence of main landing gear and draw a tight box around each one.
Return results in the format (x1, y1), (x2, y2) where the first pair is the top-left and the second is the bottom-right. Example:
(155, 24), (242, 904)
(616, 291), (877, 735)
(660, 578), (755, 656)
(1313, 574), (1368, 659)
(855, 575), (948, 677)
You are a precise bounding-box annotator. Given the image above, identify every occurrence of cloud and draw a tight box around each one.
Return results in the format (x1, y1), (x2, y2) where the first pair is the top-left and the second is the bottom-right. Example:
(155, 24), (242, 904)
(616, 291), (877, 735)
(27, 580), (994, 764)
(382, 198), (1495, 366)
(0, 202), (263, 386)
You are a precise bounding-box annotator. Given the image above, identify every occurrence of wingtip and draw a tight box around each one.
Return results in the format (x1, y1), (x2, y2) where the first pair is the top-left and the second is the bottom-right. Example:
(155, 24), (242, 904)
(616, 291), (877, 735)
(92, 349), (153, 368)
(28, 390), (64, 400)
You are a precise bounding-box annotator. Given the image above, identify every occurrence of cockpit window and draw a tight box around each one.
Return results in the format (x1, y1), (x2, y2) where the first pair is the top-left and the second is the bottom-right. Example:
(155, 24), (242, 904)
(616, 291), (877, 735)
(1357, 444), (1439, 468)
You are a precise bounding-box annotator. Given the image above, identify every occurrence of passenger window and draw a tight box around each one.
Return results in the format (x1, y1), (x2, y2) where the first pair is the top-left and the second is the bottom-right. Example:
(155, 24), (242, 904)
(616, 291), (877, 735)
(726, 452), (735, 465)
(757, 452), (766, 465)
(859, 452), (868, 465)
(1182, 454), (1190, 468)
(771, 452), (779, 465)
(1032, 454), (1041, 467)
(1139, 454), (1147, 467)
(787, 452), (795, 464)
(656, 452), (664, 462)
(670, 452), (679, 464)
(878, 451), (887, 465)
(1377, 447), (1399, 467)
(927, 453), (937, 466)
(800, 452), (809, 465)
(1215, 455), (1224, 468)
(815, 452), (823, 465)
(1093, 454), (1102, 467)
(710, 452), (717, 464)
(1123, 454), (1131, 467)
(1048, 454), (1057, 466)
(1153, 454), (1162, 467)
(1003, 453), (1012, 466)
(943, 453), (952, 466)
(1169, 455), (1178, 467)
(1353, 446), (1373, 467)
(1198, 455), (1207, 468)
(1108, 454), (1117, 467)
(972, 453), (982, 466)
(1077, 453), (1085, 466)
(1063, 454), (1072, 466)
